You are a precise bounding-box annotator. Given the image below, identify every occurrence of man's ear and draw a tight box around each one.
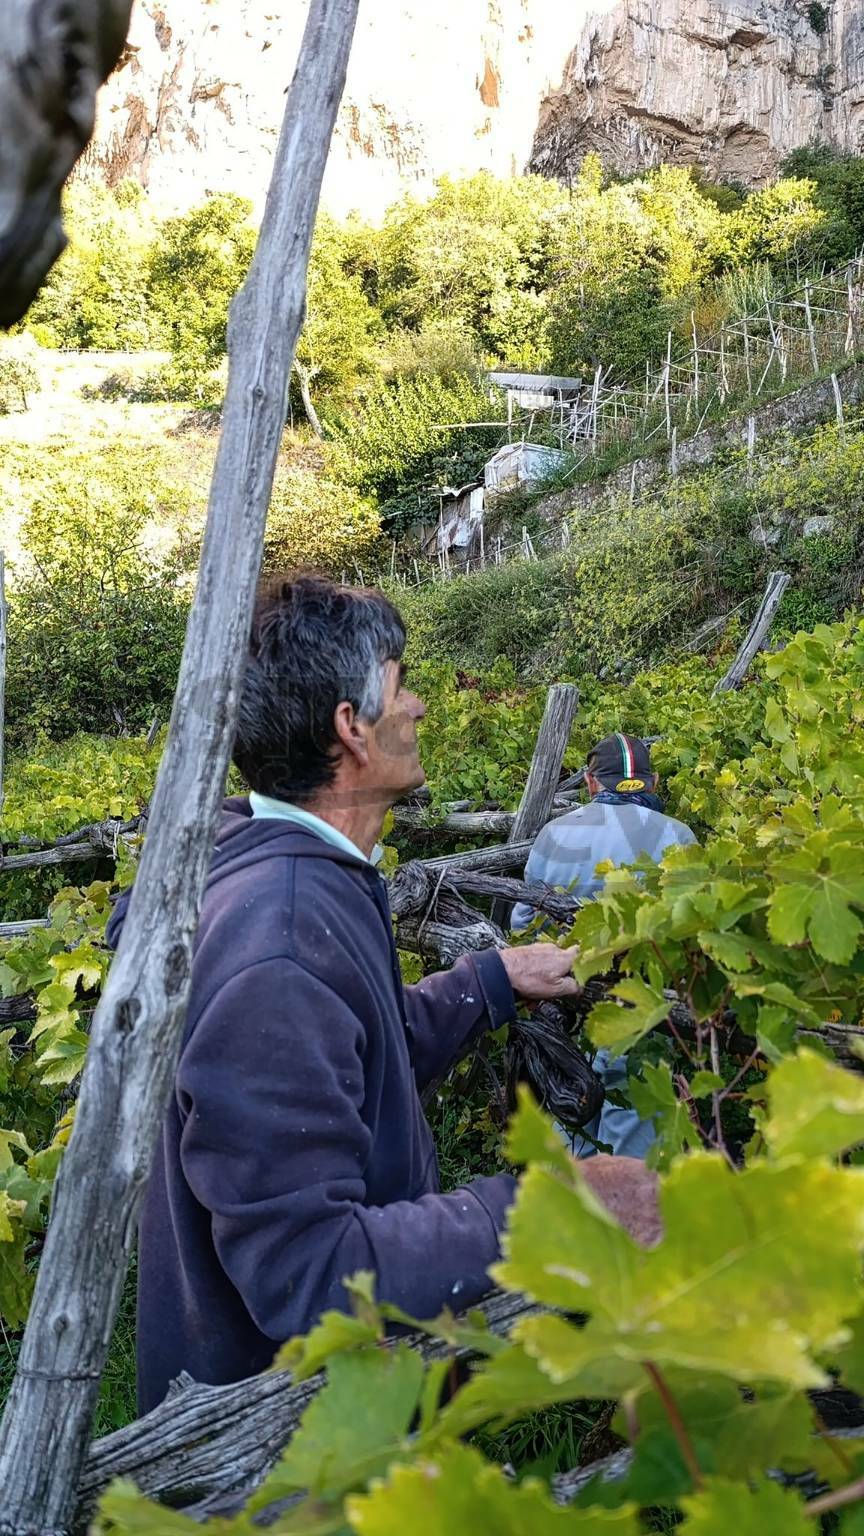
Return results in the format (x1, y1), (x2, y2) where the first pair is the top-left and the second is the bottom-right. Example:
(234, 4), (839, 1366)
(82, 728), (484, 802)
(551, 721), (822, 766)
(333, 701), (370, 768)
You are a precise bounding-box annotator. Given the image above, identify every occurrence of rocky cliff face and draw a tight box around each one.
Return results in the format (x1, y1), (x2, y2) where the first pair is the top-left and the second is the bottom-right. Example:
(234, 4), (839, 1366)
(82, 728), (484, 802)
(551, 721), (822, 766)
(530, 0), (864, 187)
(81, 0), (864, 217)
(82, 0), (575, 217)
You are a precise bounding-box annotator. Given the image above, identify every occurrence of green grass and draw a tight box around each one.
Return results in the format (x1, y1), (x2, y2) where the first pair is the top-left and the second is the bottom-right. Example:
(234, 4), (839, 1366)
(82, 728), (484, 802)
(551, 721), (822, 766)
(0, 1255), (138, 1438)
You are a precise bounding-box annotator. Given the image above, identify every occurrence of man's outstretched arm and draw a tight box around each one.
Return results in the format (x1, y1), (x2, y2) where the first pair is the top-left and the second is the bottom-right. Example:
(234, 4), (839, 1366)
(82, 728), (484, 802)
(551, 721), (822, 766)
(403, 944), (580, 1090)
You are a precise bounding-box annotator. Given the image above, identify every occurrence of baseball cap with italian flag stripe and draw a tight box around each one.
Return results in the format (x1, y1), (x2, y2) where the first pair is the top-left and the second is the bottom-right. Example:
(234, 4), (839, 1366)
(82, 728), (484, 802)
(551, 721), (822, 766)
(587, 733), (655, 793)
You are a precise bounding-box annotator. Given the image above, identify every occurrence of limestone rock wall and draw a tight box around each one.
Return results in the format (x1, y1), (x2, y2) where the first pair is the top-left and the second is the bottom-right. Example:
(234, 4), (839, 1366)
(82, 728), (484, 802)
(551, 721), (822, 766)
(81, 0), (864, 218)
(81, 0), (578, 217)
(530, 0), (862, 187)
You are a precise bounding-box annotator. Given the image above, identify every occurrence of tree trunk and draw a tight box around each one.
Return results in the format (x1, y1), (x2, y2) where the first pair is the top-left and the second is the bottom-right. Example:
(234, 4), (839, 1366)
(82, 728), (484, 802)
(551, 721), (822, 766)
(0, 4), (360, 1531)
(294, 360), (325, 438)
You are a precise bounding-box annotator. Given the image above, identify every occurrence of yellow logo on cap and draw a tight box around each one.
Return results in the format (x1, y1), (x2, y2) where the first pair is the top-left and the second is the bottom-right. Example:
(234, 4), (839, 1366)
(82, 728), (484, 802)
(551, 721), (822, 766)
(615, 778), (646, 792)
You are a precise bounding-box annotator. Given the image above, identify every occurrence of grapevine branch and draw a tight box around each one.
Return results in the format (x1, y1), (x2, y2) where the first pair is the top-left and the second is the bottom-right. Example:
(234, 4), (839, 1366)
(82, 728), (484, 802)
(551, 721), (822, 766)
(805, 1473), (864, 1518)
(643, 1360), (704, 1490)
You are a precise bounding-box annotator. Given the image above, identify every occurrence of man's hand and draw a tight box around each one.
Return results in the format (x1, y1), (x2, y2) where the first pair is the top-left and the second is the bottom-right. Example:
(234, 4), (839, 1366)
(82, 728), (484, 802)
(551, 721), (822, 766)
(498, 942), (581, 1001)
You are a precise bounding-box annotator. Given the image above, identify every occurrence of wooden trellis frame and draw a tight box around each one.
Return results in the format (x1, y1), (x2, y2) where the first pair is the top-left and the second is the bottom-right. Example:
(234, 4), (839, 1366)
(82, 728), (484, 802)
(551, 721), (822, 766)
(0, 3), (361, 1531)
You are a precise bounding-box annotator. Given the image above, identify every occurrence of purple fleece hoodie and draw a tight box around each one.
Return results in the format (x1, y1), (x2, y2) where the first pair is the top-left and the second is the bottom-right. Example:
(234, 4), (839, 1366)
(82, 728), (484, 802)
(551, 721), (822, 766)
(107, 797), (517, 1412)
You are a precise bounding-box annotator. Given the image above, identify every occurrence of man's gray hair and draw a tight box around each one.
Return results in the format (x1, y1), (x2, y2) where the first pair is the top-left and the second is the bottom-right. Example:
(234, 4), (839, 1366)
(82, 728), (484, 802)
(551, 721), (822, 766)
(233, 574), (407, 803)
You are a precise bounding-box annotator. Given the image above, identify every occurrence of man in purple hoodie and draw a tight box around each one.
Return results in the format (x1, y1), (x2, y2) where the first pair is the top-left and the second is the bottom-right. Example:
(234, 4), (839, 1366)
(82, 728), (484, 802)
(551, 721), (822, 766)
(109, 574), (597, 1411)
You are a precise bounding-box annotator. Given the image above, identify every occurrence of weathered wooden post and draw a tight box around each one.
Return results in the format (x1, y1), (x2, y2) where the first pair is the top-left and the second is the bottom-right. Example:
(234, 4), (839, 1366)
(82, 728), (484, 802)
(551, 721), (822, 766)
(804, 280), (819, 375)
(714, 573), (790, 694)
(491, 684), (580, 928)
(0, 551), (6, 815)
(0, 3), (360, 1531)
(664, 331), (672, 438)
(0, 0), (135, 326)
(832, 372), (847, 443)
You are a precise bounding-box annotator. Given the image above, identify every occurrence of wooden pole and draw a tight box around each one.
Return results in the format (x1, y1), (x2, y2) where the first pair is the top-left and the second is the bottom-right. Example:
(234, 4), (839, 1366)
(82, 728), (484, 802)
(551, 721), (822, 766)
(691, 311), (699, 407)
(0, 550), (6, 816)
(669, 426), (679, 477)
(847, 271), (857, 357)
(664, 331), (672, 438)
(804, 281), (819, 374)
(590, 365), (602, 452)
(491, 683), (579, 928)
(714, 573), (790, 694)
(762, 299), (780, 392)
(832, 372), (846, 442)
(0, 4), (361, 1532)
(743, 314), (752, 396)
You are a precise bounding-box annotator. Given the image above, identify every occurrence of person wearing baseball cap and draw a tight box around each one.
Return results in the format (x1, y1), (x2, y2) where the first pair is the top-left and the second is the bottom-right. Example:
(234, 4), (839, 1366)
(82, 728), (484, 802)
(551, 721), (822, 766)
(512, 732), (697, 1159)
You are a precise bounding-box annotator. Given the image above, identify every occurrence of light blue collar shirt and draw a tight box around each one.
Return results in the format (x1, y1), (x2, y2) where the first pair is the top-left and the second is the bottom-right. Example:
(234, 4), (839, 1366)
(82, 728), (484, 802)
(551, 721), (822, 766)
(249, 792), (382, 866)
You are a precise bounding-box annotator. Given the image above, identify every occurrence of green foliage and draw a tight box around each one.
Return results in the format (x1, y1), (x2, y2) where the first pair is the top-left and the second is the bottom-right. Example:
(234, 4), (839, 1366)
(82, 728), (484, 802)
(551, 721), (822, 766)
(0, 338), (40, 414)
(807, 1), (830, 34)
(397, 414), (864, 682)
(7, 619), (864, 1528)
(146, 194), (257, 400)
(264, 450), (381, 574)
(25, 183), (162, 352)
(397, 556), (576, 677)
(334, 371), (504, 533)
(2, 442), (190, 744)
(412, 660), (555, 808)
(764, 1047), (864, 1160)
(0, 878), (123, 1325)
(376, 172), (568, 368)
(94, 1079), (864, 1530)
(292, 214), (384, 419)
(713, 177), (829, 273)
(783, 145), (864, 265)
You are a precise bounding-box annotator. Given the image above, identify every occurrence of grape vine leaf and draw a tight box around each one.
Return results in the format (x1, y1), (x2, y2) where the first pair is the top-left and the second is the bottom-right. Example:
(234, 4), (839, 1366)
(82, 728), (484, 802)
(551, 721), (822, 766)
(628, 1062), (697, 1169)
(273, 1276), (384, 1381)
(434, 1340), (639, 1445)
(273, 1309), (382, 1382)
(94, 1479), (235, 1533)
(765, 1048), (864, 1160)
(346, 1442), (639, 1535)
(610, 1378), (843, 1499)
(678, 1477), (811, 1535)
(587, 978), (671, 1054)
(768, 846), (864, 965)
(95, 1478), (348, 1535)
(249, 1346), (424, 1507)
(495, 1108), (864, 1391)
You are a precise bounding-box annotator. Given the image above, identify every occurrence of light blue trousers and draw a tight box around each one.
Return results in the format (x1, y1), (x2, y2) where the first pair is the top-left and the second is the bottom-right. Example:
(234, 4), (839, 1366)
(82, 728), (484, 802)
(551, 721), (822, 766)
(561, 1050), (656, 1161)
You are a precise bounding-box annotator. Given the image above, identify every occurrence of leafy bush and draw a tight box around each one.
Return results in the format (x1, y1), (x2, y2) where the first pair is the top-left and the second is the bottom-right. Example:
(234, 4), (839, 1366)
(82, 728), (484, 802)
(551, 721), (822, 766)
(334, 371), (505, 532)
(376, 172), (568, 366)
(808, 0), (830, 32)
(146, 194), (257, 401)
(24, 183), (161, 352)
(398, 556), (576, 676)
(291, 214), (384, 426)
(0, 339), (40, 414)
(2, 444), (190, 744)
(264, 452), (382, 573)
